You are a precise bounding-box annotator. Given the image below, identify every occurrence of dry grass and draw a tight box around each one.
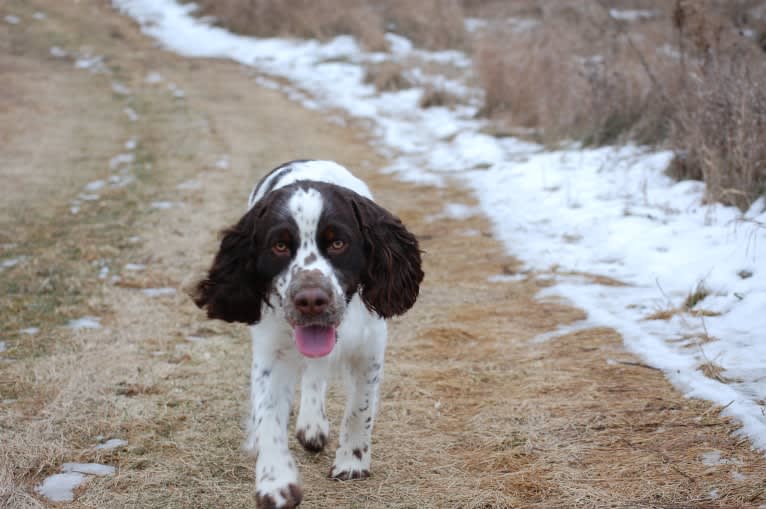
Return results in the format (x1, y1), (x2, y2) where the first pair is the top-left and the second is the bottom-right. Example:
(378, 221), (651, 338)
(193, 0), (466, 51)
(363, 61), (413, 92)
(473, 0), (766, 207)
(474, 1), (679, 146)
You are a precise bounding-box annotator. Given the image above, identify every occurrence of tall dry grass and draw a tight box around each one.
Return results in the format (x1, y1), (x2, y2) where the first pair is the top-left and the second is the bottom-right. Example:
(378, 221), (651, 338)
(474, 0), (766, 209)
(669, 1), (766, 210)
(193, 0), (466, 51)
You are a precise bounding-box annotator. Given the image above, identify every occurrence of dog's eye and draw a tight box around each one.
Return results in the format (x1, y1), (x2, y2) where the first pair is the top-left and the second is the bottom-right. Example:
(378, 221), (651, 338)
(328, 239), (347, 254)
(272, 241), (290, 256)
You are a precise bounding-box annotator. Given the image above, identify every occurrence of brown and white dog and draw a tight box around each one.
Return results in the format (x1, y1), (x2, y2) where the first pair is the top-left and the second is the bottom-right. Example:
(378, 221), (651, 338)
(192, 160), (423, 508)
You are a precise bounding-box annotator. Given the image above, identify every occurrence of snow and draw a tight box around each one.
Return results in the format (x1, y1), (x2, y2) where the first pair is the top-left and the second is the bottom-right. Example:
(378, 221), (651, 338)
(114, 0), (766, 453)
(35, 472), (86, 502)
(36, 463), (115, 502)
(95, 438), (128, 450)
(111, 81), (132, 95)
(67, 316), (102, 330)
(110, 152), (135, 169)
(123, 106), (139, 121)
(50, 46), (68, 58)
(0, 341), (6, 353)
(0, 256), (24, 270)
(20, 327), (39, 335)
(142, 287), (176, 297)
(145, 71), (163, 83)
(150, 201), (174, 209)
(609, 9), (658, 22)
(63, 463), (116, 476)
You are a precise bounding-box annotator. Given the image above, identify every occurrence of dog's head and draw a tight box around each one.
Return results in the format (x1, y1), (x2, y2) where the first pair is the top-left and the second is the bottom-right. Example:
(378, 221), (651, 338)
(192, 181), (423, 357)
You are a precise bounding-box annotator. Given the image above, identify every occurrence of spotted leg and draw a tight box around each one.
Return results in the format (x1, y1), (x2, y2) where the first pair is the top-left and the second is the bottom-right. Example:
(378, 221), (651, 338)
(296, 365), (330, 453)
(330, 354), (384, 480)
(245, 340), (302, 509)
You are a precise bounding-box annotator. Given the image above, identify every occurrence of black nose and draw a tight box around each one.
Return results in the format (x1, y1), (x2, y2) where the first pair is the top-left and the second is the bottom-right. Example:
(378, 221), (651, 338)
(294, 287), (330, 316)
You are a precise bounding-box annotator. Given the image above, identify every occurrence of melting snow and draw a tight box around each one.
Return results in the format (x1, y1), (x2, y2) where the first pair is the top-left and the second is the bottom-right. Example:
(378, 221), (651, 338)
(142, 287), (176, 297)
(145, 70), (163, 83)
(50, 46), (68, 58)
(109, 152), (135, 170)
(20, 327), (40, 335)
(176, 179), (202, 190)
(150, 201), (174, 209)
(111, 81), (132, 95)
(215, 155), (230, 170)
(36, 463), (115, 502)
(1, 257), (24, 270)
(123, 106), (139, 121)
(35, 472), (86, 502)
(84, 179), (106, 191)
(95, 438), (128, 450)
(67, 316), (102, 330)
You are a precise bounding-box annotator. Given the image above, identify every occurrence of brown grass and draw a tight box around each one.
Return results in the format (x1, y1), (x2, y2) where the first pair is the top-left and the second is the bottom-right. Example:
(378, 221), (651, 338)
(193, 0), (466, 51)
(473, 0), (766, 207)
(474, 1), (679, 146)
(363, 61), (413, 92)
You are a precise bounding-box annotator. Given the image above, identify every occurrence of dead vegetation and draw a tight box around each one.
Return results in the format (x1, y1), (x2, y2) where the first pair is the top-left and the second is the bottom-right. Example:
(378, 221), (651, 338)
(193, 0), (466, 51)
(471, 0), (766, 209)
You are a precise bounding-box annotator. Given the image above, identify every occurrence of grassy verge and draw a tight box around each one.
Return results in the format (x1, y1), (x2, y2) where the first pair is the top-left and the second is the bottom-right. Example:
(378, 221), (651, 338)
(471, 0), (766, 209)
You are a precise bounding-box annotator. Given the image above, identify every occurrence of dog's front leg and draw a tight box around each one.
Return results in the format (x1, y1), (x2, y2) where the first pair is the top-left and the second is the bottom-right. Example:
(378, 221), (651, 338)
(246, 338), (302, 508)
(330, 352), (384, 480)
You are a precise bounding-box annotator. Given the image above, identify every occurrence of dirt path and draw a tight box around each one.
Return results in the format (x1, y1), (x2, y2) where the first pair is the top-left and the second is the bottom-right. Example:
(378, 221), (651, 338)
(2, 2), (765, 508)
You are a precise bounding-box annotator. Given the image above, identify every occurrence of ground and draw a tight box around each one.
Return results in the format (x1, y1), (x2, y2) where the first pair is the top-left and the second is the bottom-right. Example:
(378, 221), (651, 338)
(1, 1), (765, 508)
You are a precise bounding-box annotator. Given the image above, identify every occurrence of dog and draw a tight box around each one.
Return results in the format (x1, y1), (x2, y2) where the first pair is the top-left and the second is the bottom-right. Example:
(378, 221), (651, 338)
(192, 160), (423, 508)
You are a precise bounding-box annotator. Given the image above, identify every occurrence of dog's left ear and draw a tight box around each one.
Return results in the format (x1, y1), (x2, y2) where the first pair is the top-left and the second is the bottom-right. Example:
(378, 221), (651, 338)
(352, 196), (424, 318)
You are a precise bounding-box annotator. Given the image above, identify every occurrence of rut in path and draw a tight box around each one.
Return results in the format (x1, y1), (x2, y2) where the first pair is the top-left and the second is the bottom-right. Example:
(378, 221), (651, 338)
(1, 2), (765, 508)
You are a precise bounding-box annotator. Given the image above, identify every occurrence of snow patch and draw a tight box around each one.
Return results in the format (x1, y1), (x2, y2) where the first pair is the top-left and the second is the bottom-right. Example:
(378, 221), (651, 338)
(95, 438), (128, 450)
(67, 316), (102, 330)
(142, 287), (176, 297)
(35, 472), (86, 502)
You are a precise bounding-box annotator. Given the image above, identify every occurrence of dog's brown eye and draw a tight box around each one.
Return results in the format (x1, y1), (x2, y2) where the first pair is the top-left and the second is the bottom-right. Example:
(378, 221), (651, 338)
(272, 242), (290, 256)
(328, 239), (347, 253)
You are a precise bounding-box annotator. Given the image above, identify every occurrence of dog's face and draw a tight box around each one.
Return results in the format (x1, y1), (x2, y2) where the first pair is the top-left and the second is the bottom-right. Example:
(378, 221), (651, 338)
(192, 181), (423, 358)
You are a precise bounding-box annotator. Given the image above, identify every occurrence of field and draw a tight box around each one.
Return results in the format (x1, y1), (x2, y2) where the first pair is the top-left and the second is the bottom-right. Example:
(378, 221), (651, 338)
(2, 1), (766, 508)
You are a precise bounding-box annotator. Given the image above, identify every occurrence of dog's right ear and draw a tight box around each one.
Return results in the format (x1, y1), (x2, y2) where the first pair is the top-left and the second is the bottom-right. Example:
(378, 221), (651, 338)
(191, 205), (269, 324)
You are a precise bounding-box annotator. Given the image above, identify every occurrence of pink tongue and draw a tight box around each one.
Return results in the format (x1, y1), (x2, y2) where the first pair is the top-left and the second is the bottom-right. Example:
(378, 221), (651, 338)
(294, 325), (336, 358)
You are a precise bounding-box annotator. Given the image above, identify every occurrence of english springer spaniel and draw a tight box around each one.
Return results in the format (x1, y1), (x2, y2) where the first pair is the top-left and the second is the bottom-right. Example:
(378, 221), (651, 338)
(192, 160), (423, 508)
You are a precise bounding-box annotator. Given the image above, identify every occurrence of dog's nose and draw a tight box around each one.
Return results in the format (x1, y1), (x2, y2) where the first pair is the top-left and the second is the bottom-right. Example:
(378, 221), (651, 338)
(294, 287), (330, 316)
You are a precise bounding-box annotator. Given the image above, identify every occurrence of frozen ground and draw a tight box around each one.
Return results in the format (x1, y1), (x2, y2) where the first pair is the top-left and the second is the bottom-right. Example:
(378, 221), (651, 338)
(112, 0), (766, 452)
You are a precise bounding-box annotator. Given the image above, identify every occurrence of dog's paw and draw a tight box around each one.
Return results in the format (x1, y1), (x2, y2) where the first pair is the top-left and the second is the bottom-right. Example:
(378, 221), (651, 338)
(296, 427), (327, 453)
(329, 465), (370, 481)
(255, 482), (302, 509)
(329, 445), (371, 481)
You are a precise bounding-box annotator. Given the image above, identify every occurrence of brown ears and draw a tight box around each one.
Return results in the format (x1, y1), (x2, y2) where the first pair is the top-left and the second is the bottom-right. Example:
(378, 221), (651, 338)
(352, 197), (424, 318)
(191, 206), (270, 324)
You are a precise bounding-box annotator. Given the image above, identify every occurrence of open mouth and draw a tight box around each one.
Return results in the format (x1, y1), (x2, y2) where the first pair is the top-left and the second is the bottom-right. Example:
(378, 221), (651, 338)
(293, 324), (337, 358)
